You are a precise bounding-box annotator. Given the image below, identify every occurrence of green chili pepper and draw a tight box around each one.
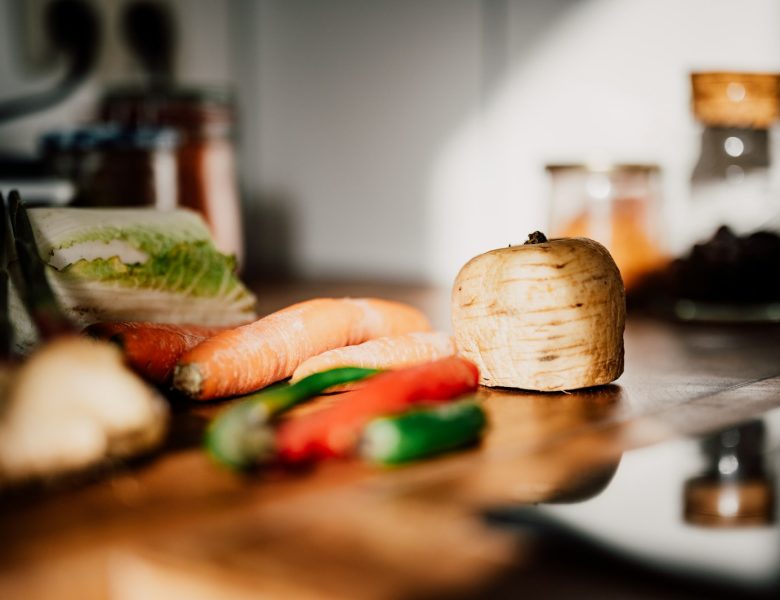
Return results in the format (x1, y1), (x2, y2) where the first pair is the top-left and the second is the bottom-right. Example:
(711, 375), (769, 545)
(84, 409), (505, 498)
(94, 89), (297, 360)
(205, 366), (379, 469)
(360, 398), (486, 465)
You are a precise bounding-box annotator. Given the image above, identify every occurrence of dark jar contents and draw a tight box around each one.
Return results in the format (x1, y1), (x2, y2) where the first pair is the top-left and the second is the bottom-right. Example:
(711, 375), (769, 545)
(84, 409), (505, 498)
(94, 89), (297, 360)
(100, 87), (243, 265)
(669, 226), (780, 304)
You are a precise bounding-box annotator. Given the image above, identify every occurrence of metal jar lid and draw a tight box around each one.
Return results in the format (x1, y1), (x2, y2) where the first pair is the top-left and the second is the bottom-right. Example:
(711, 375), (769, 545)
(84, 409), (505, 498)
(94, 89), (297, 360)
(545, 163), (660, 174)
(691, 72), (780, 128)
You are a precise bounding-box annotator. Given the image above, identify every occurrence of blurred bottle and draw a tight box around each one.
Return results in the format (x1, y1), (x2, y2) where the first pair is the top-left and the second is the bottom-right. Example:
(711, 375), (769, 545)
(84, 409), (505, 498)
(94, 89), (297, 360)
(100, 87), (243, 265)
(547, 164), (666, 292)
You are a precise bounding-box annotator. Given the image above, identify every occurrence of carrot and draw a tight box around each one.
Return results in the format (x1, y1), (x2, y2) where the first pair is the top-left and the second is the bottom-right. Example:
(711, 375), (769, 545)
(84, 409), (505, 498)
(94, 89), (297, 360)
(173, 298), (432, 400)
(275, 356), (479, 463)
(85, 322), (227, 384)
(291, 331), (456, 385)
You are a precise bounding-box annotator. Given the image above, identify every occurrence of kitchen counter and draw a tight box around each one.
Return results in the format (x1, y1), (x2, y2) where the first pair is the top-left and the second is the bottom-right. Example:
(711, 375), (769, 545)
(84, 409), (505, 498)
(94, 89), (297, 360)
(2, 281), (780, 599)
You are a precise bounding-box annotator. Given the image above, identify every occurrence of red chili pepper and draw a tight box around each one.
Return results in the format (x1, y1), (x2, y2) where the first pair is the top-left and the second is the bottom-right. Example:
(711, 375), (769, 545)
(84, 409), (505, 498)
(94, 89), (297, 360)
(275, 356), (479, 463)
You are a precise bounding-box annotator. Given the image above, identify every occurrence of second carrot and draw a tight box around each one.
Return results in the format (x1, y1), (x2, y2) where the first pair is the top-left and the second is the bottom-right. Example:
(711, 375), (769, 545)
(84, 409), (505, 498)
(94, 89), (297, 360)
(173, 297), (431, 400)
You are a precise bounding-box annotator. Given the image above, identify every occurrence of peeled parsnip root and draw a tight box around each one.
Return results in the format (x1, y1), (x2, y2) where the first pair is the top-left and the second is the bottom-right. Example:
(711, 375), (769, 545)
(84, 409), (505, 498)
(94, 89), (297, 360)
(290, 331), (456, 384)
(0, 337), (168, 484)
(451, 232), (625, 391)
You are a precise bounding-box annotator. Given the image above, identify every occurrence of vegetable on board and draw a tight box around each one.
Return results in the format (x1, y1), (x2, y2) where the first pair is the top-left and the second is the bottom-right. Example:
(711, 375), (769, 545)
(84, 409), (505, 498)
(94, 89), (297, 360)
(275, 356), (479, 464)
(452, 231), (625, 391)
(85, 321), (229, 384)
(359, 399), (486, 465)
(0, 336), (169, 484)
(20, 207), (256, 331)
(0, 193), (168, 485)
(205, 367), (380, 469)
(8, 192), (74, 340)
(290, 331), (456, 384)
(174, 297), (432, 400)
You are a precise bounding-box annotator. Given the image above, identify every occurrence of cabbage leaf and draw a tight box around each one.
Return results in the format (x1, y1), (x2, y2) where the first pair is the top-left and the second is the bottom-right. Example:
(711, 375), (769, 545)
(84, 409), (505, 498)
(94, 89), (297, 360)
(25, 207), (257, 328)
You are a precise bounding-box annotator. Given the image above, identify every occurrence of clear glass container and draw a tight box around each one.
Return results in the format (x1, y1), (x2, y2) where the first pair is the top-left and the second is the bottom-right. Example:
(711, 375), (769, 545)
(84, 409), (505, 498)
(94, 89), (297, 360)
(667, 72), (780, 321)
(100, 86), (243, 265)
(686, 72), (780, 247)
(42, 125), (180, 209)
(547, 163), (666, 292)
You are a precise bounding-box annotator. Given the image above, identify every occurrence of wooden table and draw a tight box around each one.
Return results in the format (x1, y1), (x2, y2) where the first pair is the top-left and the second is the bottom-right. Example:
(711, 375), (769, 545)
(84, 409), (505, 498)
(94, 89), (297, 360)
(2, 282), (780, 599)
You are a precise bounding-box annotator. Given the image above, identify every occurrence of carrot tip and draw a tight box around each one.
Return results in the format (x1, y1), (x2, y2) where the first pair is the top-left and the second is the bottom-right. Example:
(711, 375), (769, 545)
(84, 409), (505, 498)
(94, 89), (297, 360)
(173, 363), (203, 399)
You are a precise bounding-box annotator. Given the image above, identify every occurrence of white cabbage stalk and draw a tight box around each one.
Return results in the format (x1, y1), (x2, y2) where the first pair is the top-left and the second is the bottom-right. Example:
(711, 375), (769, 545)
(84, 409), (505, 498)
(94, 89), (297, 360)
(26, 207), (257, 328)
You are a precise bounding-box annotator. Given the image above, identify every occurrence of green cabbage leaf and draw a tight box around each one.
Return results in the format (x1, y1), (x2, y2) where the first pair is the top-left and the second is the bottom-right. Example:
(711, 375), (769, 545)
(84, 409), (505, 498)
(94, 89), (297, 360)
(26, 207), (257, 327)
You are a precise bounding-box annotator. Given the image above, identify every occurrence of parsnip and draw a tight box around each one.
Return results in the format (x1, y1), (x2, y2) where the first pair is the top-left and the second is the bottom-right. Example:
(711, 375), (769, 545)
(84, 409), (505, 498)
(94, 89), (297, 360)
(451, 233), (625, 391)
(0, 337), (168, 484)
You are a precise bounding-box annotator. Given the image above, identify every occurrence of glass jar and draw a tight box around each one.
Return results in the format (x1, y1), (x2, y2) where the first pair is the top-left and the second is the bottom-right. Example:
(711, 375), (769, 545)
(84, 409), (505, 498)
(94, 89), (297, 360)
(687, 72), (780, 246)
(665, 73), (780, 320)
(547, 163), (666, 292)
(100, 87), (243, 265)
(41, 125), (180, 209)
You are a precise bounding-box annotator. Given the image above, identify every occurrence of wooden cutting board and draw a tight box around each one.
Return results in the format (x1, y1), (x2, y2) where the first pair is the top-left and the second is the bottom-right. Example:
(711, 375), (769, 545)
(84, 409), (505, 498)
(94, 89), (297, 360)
(2, 284), (780, 599)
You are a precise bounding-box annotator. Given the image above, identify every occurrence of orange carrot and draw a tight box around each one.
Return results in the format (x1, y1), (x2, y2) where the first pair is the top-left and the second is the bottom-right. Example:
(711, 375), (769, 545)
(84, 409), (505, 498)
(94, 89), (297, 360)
(290, 331), (456, 384)
(173, 298), (432, 400)
(276, 356), (479, 463)
(85, 321), (227, 384)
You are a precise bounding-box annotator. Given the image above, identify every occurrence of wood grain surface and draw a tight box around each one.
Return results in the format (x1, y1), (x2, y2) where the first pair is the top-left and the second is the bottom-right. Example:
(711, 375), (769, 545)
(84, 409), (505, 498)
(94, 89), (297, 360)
(2, 282), (780, 599)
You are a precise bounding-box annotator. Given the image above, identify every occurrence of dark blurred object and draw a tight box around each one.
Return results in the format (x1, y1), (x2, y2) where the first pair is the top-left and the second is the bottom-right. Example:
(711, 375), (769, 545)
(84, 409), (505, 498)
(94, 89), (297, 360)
(0, 156), (74, 207)
(630, 226), (780, 321)
(100, 87), (243, 262)
(684, 420), (774, 527)
(668, 226), (780, 304)
(0, 0), (100, 123)
(121, 0), (175, 89)
(537, 460), (621, 505)
(42, 124), (179, 208)
(547, 163), (667, 292)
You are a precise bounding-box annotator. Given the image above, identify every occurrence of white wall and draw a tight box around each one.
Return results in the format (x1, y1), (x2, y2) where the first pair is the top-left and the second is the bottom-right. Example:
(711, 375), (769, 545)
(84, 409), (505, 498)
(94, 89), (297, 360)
(429, 0), (780, 282)
(236, 0), (780, 283)
(3, 0), (780, 283)
(238, 0), (483, 281)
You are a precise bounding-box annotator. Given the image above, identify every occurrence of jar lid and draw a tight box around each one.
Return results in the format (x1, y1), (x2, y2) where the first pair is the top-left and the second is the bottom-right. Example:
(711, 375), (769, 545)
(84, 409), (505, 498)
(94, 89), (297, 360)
(691, 72), (780, 128)
(100, 127), (180, 150)
(545, 163), (660, 174)
(41, 125), (179, 152)
(102, 85), (234, 108)
(41, 124), (121, 151)
(100, 85), (235, 135)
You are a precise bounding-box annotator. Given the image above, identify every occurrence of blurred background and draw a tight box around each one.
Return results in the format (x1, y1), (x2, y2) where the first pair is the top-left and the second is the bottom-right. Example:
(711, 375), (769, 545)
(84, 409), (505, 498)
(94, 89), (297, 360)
(2, 0), (780, 289)
(3, 5), (780, 597)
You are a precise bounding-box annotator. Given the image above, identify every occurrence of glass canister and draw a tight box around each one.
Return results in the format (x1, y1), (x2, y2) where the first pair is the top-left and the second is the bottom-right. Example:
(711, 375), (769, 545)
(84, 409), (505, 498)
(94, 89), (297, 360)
(100, 87), (244, 265)
(547, 164), (666, 292)
(687, 72), (780, 246)
(663, 73), (780, 320)
(41, 125), (180, 209)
